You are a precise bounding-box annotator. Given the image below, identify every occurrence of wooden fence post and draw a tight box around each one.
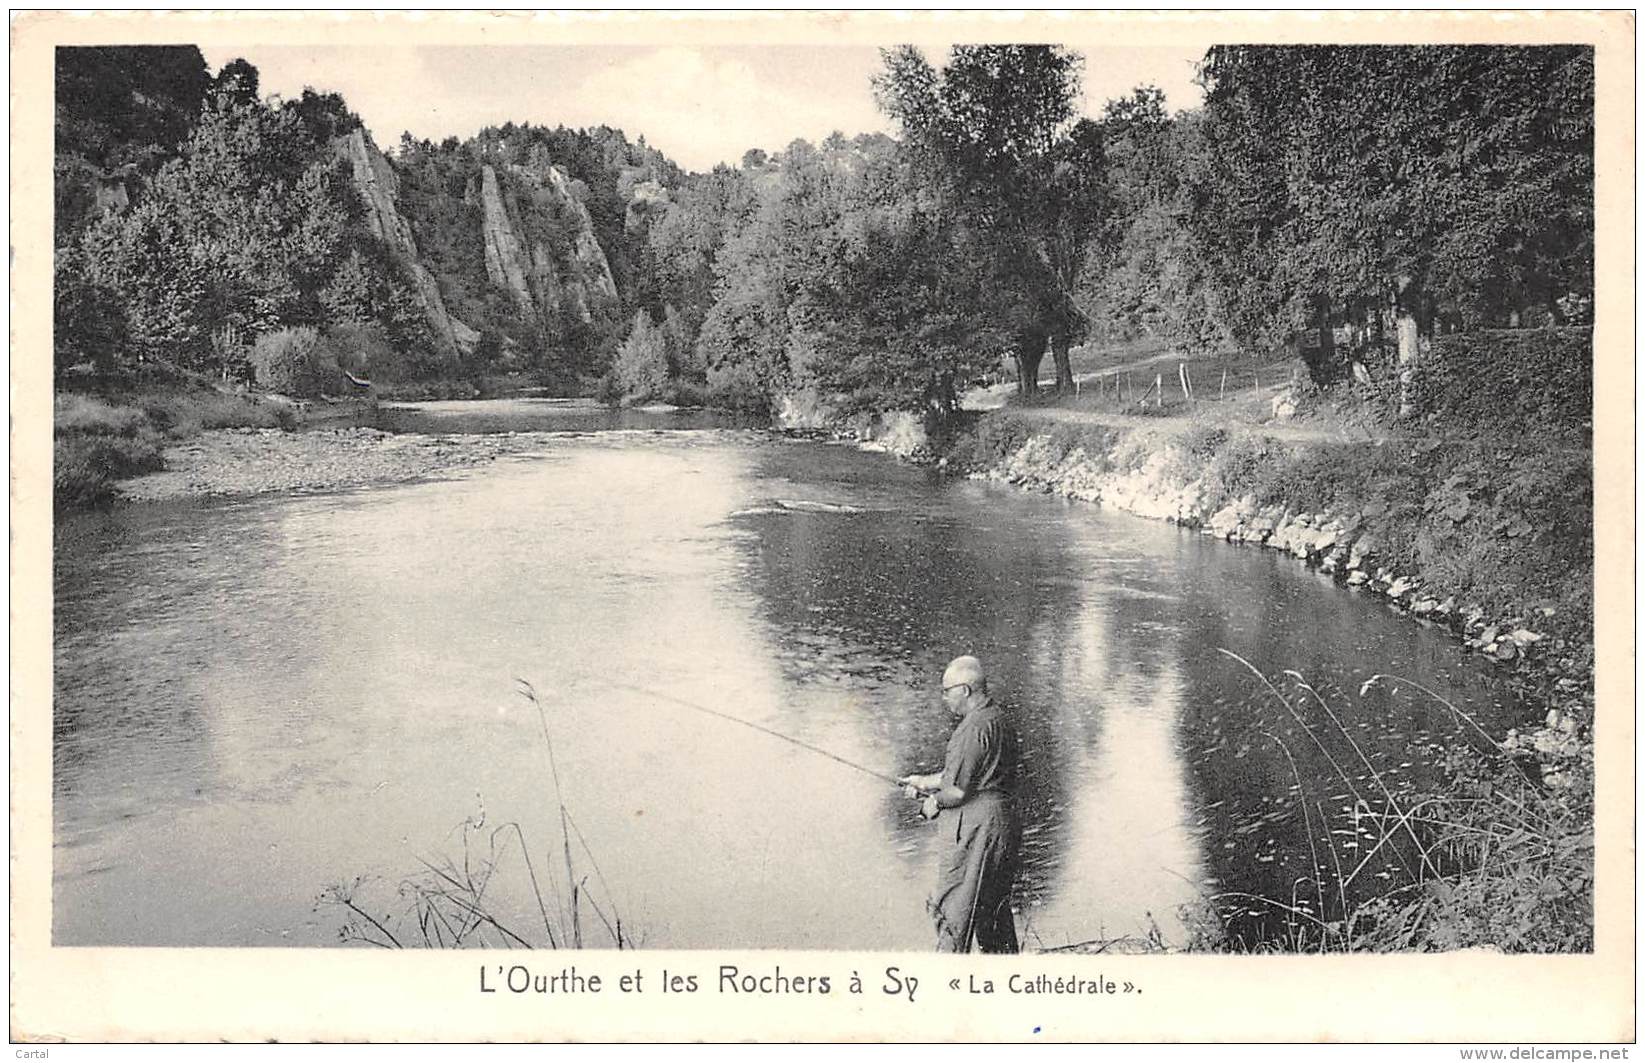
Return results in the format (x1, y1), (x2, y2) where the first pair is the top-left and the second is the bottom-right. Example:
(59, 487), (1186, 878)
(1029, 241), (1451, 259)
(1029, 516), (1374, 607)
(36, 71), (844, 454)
(1220, 367), (1227, 401)
(1155, 373), (1163, 408)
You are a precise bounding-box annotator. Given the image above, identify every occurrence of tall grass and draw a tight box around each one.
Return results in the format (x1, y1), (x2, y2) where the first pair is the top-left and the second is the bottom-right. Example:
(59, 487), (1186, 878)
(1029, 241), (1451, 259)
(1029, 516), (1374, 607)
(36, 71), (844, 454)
(1189, 651), (1592, 954)
(54, 388), (291, 509)
(319, 678), (630, 949)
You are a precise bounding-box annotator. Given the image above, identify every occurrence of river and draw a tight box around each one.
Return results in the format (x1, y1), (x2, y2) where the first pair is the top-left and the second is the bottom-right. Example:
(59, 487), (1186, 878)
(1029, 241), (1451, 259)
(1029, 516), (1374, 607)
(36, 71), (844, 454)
(52, 400), (1528, 949)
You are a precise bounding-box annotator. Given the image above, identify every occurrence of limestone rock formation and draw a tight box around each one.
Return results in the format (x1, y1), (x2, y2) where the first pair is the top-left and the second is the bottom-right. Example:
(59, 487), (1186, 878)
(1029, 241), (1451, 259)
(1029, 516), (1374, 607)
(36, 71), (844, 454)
(543, 164), (620, 317)
(479, 163), (537, 313)
(338, 128), (472, 358)
(623, 175), (670, 234)
(477, 161), (621, 329)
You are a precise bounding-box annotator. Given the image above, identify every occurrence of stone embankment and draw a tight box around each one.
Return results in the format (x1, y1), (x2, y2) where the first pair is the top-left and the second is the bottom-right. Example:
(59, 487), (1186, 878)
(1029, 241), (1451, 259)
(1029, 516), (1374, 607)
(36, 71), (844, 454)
(972, 424), (1591, 786)
(117, 427), (548, 503)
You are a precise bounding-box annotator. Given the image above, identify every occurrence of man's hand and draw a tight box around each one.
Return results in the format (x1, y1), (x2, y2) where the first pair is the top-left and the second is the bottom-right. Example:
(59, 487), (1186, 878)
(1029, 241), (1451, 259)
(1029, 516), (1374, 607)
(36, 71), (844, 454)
(899, 772), (937, 798)
(920, 795), (941, 820)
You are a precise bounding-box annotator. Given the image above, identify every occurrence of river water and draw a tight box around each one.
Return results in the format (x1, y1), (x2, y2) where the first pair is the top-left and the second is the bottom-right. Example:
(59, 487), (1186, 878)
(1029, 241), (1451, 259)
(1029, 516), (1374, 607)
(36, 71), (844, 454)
(53, 401), (1528, 949)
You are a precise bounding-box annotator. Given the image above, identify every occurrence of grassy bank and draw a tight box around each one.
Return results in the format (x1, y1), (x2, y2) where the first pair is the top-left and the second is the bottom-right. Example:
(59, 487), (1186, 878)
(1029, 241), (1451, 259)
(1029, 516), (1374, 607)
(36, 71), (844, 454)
(54, 387), (292, 509)
(946, 410), (1594, 952)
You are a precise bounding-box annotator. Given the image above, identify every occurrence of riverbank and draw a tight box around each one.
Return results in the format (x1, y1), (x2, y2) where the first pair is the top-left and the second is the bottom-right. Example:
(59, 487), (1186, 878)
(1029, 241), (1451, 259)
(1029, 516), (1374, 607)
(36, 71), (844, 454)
(944, 410), (1594, 952)
(55, 385), (547, 506)
(54, 388), (293, 508)
(114, 425), (549, 503)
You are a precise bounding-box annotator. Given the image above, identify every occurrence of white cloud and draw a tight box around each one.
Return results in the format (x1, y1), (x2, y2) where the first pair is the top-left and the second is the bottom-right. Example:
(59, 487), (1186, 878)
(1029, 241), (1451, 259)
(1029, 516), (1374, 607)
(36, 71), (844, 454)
(197, 44), (1203, 173)
(569, 48), (884, 170)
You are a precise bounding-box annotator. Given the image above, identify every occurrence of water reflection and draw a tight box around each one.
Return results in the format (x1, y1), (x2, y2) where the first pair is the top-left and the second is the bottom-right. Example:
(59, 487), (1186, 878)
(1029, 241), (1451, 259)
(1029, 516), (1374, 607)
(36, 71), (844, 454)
(377, 397), (743, 435)
(52, 430), (1526, 948)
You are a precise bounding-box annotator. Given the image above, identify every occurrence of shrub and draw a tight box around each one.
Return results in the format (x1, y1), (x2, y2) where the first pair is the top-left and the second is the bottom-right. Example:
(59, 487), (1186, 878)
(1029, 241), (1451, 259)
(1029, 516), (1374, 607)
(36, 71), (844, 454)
(593, 371), (623, 407)
(55, 393), (150, 437)
(1179, 425), (1229, 460)
(325, 321), (395, 378)
(705, 358), (773, 415)
(251, 326), (336, 398)
(662, 379), (707, 409)
(55, 436), (116, 508)
(139, 389), (283, 436)
(1203, 433), (1280, 500)
(54, 432), (164, 509)
(947, 412), (1034, 470)
(612, 311), (670, 403)
(1411, 328), (1591, 433)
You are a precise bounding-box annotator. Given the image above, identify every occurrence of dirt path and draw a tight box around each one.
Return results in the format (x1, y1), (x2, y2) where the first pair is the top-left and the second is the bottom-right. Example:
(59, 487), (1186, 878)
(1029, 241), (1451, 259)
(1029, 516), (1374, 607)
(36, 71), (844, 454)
(963, 346), (1382, 445)
(1003, 401), (1373, 445)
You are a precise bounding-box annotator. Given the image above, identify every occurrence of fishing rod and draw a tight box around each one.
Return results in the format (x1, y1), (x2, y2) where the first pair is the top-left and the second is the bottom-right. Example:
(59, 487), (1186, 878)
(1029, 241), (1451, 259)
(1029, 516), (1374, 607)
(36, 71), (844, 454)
(552, 673), (909, 789)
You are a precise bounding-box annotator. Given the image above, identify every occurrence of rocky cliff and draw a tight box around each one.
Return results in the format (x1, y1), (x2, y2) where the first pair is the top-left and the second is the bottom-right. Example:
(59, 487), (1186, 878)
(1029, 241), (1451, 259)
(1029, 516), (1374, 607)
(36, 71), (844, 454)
(56, 46), (676, 383)
(338, 129), (476, 359)
(477, 161), (621, 329)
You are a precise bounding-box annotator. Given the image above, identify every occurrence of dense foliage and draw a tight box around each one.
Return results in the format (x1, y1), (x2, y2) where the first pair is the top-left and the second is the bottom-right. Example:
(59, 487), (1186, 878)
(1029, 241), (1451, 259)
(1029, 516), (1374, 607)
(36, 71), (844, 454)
(1190, 45), (1594, 380)
(874, 45), (1100, 395)
(53, 44), (1594, 422)
(54, 45), (212, 245)
(60, 61), (402, 381)
(1410, 327), (1592, 433)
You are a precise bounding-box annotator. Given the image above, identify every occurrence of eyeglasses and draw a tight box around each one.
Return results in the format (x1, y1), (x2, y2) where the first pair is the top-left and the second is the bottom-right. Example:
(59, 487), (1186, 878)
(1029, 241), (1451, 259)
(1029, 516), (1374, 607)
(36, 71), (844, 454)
(942, 683), (971, 696)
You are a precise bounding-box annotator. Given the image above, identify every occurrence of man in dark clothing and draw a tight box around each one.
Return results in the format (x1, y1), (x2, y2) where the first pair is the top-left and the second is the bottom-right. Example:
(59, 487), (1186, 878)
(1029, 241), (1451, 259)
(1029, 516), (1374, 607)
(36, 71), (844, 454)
(899, 655), (1021, 953)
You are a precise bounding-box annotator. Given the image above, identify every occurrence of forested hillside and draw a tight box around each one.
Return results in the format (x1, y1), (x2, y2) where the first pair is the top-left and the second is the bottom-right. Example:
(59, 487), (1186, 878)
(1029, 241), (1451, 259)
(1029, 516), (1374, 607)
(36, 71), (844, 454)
(54, 47), (685, 398)
(47, 40), (1603, 957)
(54, 44), (1594, 422)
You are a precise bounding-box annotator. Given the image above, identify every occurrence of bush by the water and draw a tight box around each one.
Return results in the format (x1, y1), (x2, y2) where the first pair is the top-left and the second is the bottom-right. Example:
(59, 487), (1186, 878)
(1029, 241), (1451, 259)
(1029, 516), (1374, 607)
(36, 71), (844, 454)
(53, 434), (164, 508)
(612, 311), (670, 403)
(324, 321), (389, 379)
(54, 393), (168, 508)
(55, 392), (153, 438)
(54, 388), (287, 508)
(139, 389), (288, 435)
(251, 327), (343, 398)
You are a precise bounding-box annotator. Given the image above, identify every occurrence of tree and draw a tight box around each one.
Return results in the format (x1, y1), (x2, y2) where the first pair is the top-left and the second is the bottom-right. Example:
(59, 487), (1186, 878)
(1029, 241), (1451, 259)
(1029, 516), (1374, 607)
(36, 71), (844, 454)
(1196, 45), (1594, 398)
(213, 57), (260, 104)
(1073, 89), (1233, 354)
(646, 163), (757, 349)
(696, 138), (846, 412)
(53, 246), (130, 377)
(54, 46), (213, 245)
(251, 326), (336, 397)
(873, 44), (1097, 397)
(612, 310), (669, 401)
(70, 62), (414, 376)
(791, 201), (1001, 423)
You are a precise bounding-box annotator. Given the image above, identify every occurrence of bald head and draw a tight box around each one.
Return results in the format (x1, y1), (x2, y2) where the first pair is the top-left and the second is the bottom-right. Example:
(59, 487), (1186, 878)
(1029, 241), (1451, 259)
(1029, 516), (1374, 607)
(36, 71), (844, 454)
(943, 655), (987, 692)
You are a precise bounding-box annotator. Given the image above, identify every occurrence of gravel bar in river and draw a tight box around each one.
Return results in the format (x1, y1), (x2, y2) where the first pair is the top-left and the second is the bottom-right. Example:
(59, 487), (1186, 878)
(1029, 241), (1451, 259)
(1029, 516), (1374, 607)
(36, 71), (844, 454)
(117, 427), (551, 503)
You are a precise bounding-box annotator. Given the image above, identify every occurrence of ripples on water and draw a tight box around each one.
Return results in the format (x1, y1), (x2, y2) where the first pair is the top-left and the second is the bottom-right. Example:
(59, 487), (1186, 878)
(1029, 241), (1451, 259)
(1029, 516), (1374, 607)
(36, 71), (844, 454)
(52, 407), (1528, 948)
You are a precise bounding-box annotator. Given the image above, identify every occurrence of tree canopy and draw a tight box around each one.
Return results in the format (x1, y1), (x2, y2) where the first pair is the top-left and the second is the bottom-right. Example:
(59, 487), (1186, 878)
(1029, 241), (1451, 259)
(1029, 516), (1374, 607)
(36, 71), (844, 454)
(54, 44), (1595, 417)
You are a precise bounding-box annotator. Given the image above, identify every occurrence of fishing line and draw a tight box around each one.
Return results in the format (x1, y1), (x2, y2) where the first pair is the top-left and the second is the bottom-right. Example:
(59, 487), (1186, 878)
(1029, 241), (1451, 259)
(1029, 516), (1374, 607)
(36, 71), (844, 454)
(553, 672), (907, 788)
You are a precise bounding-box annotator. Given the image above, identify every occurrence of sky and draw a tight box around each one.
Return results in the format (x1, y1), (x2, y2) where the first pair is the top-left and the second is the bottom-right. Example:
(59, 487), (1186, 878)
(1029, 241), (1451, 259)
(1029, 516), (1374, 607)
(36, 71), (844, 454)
(199, 44), (1206, 172)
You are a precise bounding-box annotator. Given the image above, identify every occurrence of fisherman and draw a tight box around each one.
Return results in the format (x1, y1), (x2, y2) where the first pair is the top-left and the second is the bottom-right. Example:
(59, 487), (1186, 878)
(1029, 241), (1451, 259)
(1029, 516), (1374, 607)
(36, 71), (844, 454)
(899, 655), (1021, 954)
